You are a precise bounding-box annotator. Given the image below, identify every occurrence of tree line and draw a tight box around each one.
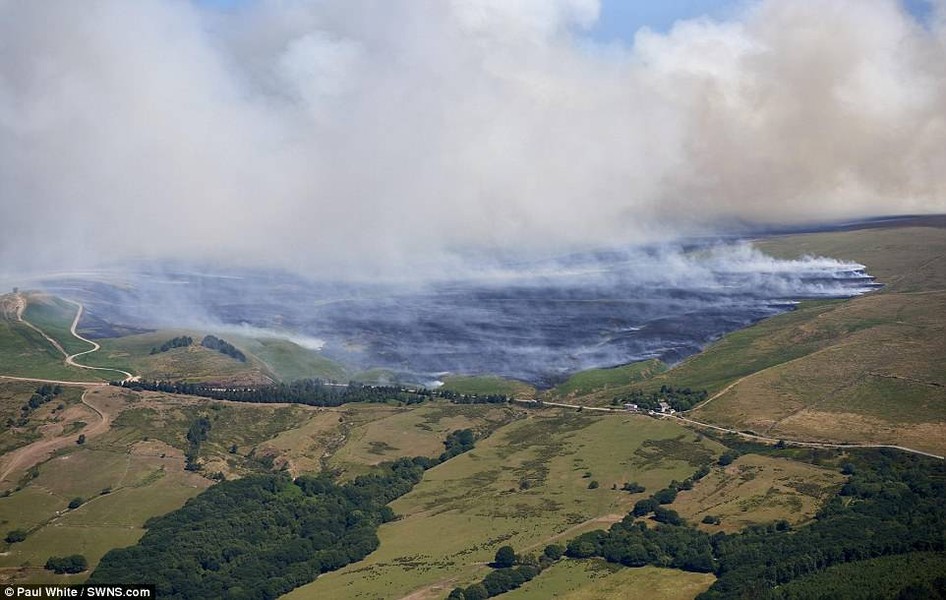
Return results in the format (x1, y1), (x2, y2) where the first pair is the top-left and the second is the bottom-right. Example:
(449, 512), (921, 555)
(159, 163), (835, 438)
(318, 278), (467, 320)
(110, 378), (514, 409)
(90, 430), (479, 599)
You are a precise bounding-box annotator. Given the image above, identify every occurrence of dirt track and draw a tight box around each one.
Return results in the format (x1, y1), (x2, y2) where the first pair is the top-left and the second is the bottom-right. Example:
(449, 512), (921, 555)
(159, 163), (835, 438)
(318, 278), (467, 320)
(0, 389), (115, 483)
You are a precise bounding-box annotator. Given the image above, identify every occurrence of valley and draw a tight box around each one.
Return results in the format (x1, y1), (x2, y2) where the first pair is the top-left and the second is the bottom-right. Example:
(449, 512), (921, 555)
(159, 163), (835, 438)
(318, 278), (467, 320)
(0, 222), (943, 599)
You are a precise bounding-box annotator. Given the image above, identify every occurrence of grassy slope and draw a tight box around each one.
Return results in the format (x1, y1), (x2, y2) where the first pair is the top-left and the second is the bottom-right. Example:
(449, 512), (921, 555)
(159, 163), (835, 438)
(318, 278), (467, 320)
(0, 307), (104, 382)
(550, 226), (946, 454)
(21, 296), (91, 357)
(0, 385), (212, 584)
(85, 329), (347, 384)
(548, 359), (667, 399)
(680, 226), (946, 454)
(439, 375), (537, 398)
(285, 411), (723, 600)
(504, 559), (715, 600)
(671, 454), (845, 533)
(87, 330), (267, 383)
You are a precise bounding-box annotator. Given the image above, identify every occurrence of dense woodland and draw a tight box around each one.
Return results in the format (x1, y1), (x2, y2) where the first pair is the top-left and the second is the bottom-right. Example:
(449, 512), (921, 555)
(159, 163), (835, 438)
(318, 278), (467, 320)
(91, 431), (477, 599)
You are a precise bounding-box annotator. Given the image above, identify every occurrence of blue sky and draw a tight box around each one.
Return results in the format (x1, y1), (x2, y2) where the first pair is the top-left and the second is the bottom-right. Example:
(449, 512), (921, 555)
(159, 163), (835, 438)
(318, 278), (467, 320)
(198, 0), (937, 40)
(588, 0), (936, 42)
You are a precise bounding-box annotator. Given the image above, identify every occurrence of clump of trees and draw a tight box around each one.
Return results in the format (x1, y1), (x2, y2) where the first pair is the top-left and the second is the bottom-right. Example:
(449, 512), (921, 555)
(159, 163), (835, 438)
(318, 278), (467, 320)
(45, 554), (88, 574)
(200, 335), (246, 362)
(184, 416), (211, 471)
(5, 529), (27, 544)
(447, 544), (566, 599)
(16, 384), (63, 425)
(612, 385), (708, 412)
(150, 336), (193, 355)
(439, 429), (475, 462)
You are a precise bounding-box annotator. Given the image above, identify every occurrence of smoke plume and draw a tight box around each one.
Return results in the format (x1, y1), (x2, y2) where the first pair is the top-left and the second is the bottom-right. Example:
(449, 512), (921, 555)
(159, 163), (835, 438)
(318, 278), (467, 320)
(1, 0), (944, 279)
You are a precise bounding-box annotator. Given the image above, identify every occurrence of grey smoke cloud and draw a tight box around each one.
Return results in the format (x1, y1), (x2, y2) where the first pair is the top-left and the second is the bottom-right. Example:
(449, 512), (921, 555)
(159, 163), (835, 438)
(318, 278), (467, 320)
(1, 0), (944, 279)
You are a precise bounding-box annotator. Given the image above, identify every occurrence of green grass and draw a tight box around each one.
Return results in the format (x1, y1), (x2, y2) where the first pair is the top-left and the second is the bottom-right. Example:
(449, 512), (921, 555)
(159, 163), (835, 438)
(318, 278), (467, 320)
(285, 411), (723, 599)
(226, 335), (348, 382)
(21, 296), (91, 357)
(549, 359), (667, 398)
(504, 559), (716, 600)
(0, 319), (104, 382)
(440, 375), (536, 398)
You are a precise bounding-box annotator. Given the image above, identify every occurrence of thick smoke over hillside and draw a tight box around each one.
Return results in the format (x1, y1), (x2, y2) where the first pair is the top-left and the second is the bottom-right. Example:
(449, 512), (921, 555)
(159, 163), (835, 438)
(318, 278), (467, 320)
(1, 0), (945, 279)
(35, 242), (878, 384)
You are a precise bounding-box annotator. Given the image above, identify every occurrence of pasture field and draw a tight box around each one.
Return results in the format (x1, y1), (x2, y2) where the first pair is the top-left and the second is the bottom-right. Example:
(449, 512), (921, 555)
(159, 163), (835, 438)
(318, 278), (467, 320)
(503, 560), (716, 600)
(285, 411), (723, 600)
(327, 402), (525, 478)
(547, 359), (666, 399)
(439, 375), (536, 398)
(0, 387), (211, 585)
(671, 454), (845, 533)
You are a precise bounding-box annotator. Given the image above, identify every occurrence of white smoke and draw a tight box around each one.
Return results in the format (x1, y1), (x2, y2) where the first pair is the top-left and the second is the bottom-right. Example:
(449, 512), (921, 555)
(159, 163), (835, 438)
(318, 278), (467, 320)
(1, 0), (944, 279)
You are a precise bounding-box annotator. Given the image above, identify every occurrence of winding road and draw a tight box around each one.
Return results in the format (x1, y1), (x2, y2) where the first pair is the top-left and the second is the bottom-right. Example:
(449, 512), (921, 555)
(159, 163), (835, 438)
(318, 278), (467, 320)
(60, 299), (136, 382)
(0, 297), (137, 483)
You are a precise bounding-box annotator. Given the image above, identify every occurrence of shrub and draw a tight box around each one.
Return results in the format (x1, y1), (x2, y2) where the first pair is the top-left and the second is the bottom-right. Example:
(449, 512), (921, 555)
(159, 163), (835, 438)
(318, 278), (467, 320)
(45, 555), (88, 574)
(5, 529), (27, 544)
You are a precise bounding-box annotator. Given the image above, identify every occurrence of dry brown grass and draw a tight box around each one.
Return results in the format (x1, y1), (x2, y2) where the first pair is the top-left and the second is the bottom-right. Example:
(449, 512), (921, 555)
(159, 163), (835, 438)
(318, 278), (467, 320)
(672, 226), (946, 454)
(672, 454), (845, 533)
